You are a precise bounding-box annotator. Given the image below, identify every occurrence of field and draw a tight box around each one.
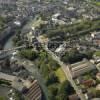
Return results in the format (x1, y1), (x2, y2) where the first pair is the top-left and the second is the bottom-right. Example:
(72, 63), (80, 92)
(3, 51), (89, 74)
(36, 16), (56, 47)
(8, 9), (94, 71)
(91, 0), (100, 6)
(55, 67), (66, 83)
(94, 51), (100, 57)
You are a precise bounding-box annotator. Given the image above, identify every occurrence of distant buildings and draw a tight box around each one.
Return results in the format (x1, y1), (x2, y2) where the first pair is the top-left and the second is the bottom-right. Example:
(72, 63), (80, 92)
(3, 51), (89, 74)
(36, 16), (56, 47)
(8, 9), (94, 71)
(0, 0), (17, 9)
(68, 94), (80, 100)
(91, 31), (100, 48)
(96, 73), (100, 81)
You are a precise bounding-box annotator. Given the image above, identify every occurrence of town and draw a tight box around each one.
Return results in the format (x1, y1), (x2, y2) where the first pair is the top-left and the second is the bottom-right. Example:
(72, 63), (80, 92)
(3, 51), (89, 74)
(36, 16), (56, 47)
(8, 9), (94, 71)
(0, 0), (100, 100)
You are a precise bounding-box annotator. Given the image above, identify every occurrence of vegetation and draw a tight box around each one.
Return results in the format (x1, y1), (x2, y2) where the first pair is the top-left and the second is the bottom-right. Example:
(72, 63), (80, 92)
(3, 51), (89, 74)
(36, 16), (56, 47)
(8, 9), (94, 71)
(94, 51), (100, 57)
(61, 48), (94, 64)
(91, 0), (100, 6)
(56, 80), (75, 100)
(0, 97), (5, 100)
(14, 91), (24, 100)
(34, 50), (75, 100)
(19, 49), (38, 60)
(12, 29), (22, 46)
(55, 68), (66, 83)
(18, 48), (74, 99)
(95, 90), (100, 97)
(0, 16), (6, 32)
(45, 19), (100, 39)
(0, 79), (11, 86)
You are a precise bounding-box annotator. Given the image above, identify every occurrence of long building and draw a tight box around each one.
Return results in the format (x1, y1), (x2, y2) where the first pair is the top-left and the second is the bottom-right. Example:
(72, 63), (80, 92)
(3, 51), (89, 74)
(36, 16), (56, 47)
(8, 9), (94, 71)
(70, 59), (96, 78)
(23, 80), (42, 100)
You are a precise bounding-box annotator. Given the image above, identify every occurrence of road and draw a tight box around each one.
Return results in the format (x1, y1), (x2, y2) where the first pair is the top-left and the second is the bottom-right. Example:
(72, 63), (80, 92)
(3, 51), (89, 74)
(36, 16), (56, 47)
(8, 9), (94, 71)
(41, 43), (86, 100)
(45, 46), (86, 100)
(16, 58), (50, 100)
(0, 45), (26, 53)
(0, 45), (26, 59)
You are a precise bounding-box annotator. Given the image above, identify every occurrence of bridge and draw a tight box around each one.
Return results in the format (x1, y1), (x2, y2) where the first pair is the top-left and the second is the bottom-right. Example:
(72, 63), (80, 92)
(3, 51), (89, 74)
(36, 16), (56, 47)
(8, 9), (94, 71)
(0, 45), (26, 54)
(0, 45), (27, 59)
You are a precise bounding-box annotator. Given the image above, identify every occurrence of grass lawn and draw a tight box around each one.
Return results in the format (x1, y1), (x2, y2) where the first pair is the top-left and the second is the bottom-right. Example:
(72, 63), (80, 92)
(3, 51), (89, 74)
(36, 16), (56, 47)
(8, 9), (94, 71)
(94, 2), (100, 6)
(94, 51), (100, 57)
(55, 67), (66, 83)
(0, 96), (5, 100)
(91, 0), (100, 6)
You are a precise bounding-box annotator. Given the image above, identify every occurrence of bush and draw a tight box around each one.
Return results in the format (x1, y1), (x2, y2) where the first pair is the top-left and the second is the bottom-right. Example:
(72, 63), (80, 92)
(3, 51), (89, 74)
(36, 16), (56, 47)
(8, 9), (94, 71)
(19, 49), (38, 60)
(46, 72), (59, 86)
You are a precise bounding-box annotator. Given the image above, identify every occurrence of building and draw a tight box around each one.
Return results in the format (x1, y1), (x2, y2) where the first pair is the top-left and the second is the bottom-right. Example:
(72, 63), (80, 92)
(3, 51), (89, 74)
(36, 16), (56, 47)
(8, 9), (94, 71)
(52, 13), (66, 25)
(70, 59), (96, 78)
(68, 94), (80, 100)
(96, 84), (100, 91)
(81, 79), (96, 88)
(0, 0), (17, 9)
(91, 31), (100, 48)
(55, 44), (66, 54)
(12, 76), (42, 100)
(84, 92), (94, 100)
(96, 73), (100, 81)
(23, 80), (42, 100)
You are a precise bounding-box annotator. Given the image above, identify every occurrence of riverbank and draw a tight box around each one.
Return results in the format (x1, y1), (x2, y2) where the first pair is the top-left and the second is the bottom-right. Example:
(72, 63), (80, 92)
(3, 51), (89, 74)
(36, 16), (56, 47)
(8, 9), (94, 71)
(4, 35), (14, 50)
(0, 85), (11, 99)
(0, 29), (14, 49)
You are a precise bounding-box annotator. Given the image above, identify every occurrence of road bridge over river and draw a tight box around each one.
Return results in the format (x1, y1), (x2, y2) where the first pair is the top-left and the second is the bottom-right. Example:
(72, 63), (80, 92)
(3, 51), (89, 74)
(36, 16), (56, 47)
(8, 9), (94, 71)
(0, 45), (26, 59)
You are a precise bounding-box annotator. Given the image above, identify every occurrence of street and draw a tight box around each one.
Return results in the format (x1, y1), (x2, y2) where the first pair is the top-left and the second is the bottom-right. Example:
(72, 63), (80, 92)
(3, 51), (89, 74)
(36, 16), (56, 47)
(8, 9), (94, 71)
(42, 44), (86, 100)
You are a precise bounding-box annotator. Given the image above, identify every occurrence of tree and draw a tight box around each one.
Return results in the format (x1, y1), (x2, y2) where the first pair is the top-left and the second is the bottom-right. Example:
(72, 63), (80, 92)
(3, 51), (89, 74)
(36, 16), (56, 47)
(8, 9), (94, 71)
(48, 84), (58, 96)
(0, 96), (5, 100)
(49, 58), (60, 70)
(40, 63), (50, 77)
(57, 80), (74, 100)
(96, 90), (100, 98)
(83, 50), (94, 59)
(2, 58), (10, 68)
(46, 72), (59, 86)
(62, 48), (88, 64)
(19, 49), (38, 60)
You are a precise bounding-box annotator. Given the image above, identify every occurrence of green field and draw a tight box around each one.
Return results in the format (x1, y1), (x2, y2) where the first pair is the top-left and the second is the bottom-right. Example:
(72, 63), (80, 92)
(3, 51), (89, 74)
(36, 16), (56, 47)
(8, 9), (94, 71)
(0, 96), (5, 100)
(91, 0), (100, 6)
(55, 68), (66, 83)
(94, 51), (100, 56)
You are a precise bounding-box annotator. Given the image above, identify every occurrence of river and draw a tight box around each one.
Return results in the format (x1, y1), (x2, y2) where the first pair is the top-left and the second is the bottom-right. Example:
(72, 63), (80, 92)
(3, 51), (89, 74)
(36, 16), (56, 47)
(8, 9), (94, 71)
(3, 17), (49, 100)
(0, 86), (10, 97)
(4, 36), (49, 100)
(4, 36), (14, 49)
